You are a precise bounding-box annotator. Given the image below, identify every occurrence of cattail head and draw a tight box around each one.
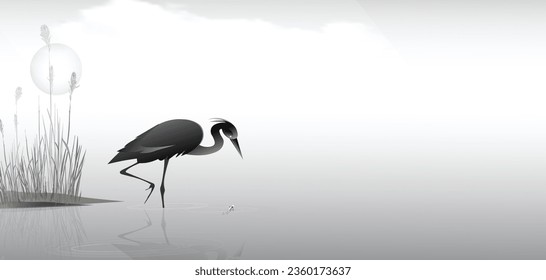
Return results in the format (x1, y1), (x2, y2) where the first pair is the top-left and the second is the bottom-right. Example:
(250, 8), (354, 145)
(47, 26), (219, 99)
(14, 114), (17, 127)
(48, 66), (54, 82)
(40, 25), (51, 46)
(0, 119), (3, 136)
(69, 72), (79, 93)
(15, 87), (22, 102)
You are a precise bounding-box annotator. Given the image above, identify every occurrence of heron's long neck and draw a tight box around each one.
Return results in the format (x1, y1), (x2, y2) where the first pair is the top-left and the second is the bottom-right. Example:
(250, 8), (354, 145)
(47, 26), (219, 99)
(188, 124), (224, 155)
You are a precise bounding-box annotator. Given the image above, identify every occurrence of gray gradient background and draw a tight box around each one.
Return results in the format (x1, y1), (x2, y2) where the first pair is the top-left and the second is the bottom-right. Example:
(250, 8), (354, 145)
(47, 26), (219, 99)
(1, 0), (546, 259)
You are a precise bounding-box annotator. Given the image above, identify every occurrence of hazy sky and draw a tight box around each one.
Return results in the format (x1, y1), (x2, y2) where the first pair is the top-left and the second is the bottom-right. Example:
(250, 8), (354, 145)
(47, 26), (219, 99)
(1, 0), (545, 123)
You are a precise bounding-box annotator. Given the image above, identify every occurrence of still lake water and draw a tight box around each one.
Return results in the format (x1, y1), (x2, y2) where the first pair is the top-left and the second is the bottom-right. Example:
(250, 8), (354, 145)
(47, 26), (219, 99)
(2, 184), (546, 260)
(0, 202), (258, 260)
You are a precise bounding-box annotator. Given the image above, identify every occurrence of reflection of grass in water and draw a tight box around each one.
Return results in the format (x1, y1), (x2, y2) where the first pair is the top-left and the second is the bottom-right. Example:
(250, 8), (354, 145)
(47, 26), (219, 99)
(0, 25), (85, 205)
(0, 206), (86, 258)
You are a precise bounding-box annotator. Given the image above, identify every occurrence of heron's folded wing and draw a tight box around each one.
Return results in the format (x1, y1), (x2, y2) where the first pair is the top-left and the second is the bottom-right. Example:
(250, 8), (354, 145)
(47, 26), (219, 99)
(134, 145), (175, 154)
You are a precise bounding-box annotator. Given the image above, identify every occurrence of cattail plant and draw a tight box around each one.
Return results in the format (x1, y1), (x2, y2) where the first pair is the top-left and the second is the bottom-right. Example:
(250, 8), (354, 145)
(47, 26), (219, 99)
(67, 72), (79, 141)
(48, 66), (54, 115)
(40, 25), (51, 46)
(37, 92), (41, 140)
(0, 118), (13, 203)
(15, 87), (22, 145)
(0, 119), (6, 164)
(0, 118), (4, 202)
(40, 25), (52, 114)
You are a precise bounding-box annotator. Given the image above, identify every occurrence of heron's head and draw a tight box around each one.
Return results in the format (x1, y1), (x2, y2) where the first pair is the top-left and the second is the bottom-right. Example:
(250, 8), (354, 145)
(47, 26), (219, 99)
(211, 118), (243, 159)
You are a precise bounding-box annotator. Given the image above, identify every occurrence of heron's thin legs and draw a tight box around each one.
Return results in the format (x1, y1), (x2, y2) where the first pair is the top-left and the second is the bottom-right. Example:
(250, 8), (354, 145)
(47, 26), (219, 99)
(120, 162), (156, 204)
(160, 158), (170, 208)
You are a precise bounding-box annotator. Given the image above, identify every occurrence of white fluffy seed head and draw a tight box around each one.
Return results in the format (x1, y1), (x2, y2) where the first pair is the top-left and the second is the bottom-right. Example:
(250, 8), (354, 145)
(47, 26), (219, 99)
(40, 25), (51, 45)
(15, 87), (22, 101)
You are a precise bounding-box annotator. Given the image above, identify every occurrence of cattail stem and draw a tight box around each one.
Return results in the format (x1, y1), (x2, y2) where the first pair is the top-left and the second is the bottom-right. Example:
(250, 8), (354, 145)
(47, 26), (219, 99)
(38, 96), (41, 140)
(15, 87), (22, 147)
(67, 94), (72, 142)
(1, 135), (6, 165)
(48, 46), (52, 116)
(15, 103), (18, 145)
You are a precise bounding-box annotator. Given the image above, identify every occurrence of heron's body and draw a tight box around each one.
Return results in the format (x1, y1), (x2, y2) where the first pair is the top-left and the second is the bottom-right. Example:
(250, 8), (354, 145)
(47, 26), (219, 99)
(109, 118), (242, 208)
(109, 120), (204, 164)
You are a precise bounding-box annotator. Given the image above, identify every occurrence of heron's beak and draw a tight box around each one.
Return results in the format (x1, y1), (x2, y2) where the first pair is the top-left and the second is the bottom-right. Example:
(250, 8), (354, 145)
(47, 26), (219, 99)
(231, 139), (243, 159)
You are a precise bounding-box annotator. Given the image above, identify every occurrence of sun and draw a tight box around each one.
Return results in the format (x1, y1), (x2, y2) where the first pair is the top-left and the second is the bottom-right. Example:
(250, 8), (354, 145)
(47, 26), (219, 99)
(30, 43), (82, 95)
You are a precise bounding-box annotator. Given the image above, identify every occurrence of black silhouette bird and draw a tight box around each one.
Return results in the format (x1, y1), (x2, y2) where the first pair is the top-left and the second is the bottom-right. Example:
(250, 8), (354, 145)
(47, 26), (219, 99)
(109, 118), (242, 208)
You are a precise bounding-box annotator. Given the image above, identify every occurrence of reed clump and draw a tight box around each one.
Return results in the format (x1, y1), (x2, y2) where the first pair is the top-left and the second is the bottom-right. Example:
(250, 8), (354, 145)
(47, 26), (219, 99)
(0, 25), (85, 206)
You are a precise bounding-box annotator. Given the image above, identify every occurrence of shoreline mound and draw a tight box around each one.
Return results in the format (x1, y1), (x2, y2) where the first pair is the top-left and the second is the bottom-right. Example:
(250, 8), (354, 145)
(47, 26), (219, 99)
(0, 191), (118, 208)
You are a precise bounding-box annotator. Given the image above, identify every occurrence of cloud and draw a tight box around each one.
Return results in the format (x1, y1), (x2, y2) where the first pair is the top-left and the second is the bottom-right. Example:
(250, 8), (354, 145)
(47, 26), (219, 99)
(52, 0), (401, 123)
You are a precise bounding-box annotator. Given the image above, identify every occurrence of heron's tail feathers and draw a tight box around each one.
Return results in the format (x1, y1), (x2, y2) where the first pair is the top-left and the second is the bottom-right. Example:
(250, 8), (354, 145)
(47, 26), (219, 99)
(109, 152), (137, 164)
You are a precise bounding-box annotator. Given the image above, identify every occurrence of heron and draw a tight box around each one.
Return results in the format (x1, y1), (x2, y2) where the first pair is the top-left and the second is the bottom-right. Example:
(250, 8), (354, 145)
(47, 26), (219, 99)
(109, 118), (242, 208)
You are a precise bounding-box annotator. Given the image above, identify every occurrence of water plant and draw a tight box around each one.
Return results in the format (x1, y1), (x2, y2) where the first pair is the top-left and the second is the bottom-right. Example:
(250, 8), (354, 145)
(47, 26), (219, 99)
(0, 119), (6, 163)
(14, 87), (22, 145)
(0, 119), (6, 201)
(40, 24), (52, 114)
(0, 25), (86, 206)
(67, 72), (79, 141)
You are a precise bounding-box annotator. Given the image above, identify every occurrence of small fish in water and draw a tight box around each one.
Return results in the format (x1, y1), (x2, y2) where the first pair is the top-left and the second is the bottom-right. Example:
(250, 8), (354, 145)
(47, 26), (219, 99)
(223, 205), (235, 215)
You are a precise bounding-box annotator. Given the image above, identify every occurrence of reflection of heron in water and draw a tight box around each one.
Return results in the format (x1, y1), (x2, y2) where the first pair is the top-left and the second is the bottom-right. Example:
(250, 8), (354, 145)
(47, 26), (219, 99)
(113, 210), (245, 260)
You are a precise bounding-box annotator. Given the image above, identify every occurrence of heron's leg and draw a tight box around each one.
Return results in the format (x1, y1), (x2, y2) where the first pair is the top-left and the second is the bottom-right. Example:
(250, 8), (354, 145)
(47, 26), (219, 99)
(120, 162), (156, 204)
(160, 158), (170, 208)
